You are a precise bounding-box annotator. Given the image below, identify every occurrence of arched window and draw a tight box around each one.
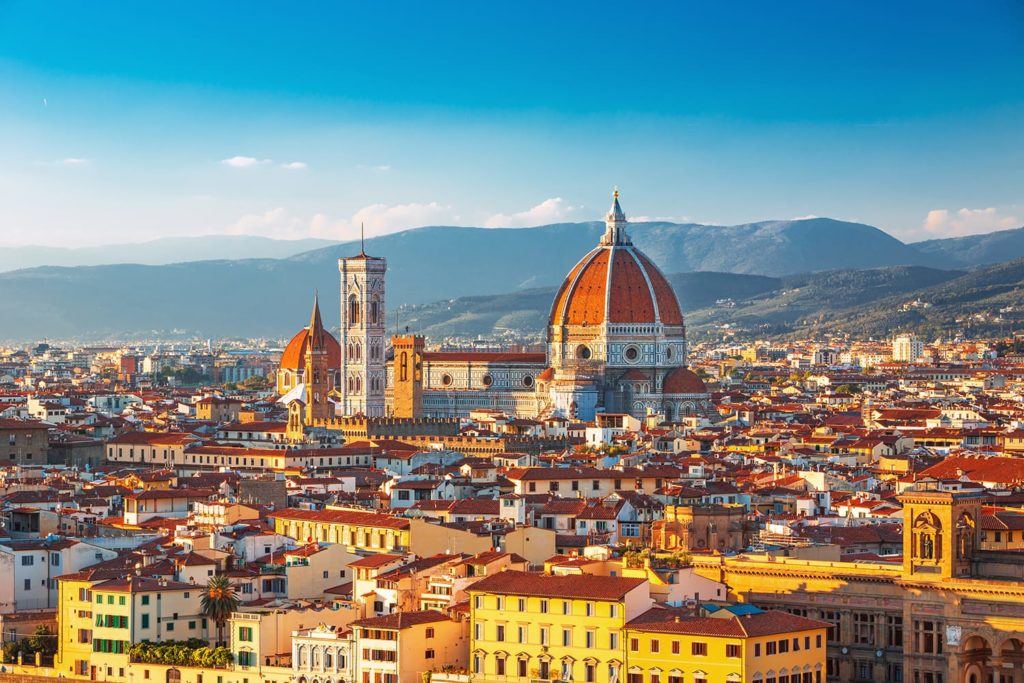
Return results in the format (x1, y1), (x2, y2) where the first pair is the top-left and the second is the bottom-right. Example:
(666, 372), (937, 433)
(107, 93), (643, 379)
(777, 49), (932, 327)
(348, 294), (361, 325)
(370, 295), (381, 325)
(167, 669), (181, 683)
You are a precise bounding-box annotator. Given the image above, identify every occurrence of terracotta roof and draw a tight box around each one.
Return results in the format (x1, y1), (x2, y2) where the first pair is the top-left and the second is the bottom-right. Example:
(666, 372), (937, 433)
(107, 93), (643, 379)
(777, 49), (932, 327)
(627, 607), (828, 637)
(351, 610), (450, 630)
(469, 570), (646, 600)
(280, 326), (341, 371)
(549, 244), (684, 328)
(663, 367), (708, 395)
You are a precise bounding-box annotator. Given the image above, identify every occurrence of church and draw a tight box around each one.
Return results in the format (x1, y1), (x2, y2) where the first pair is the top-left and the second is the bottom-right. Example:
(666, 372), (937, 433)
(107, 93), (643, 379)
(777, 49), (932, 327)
(278, 191), (713, 423)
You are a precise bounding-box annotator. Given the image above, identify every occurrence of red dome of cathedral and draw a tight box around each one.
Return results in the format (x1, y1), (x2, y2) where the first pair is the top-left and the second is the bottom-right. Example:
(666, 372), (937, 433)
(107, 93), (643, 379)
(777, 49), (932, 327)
(548, 192), (684, 328)
(663, 366), (707, 394)
(280, 327), (341, 370)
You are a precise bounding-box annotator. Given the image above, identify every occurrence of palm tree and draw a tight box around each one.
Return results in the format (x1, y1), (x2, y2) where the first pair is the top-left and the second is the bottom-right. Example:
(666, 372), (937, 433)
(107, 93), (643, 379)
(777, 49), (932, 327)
(200, 575), (239, 647)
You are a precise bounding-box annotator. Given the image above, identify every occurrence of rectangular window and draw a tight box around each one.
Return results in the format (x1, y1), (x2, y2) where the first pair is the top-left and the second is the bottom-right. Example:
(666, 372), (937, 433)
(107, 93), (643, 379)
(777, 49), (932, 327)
(692, 642), (707, 656)
(887, 615), (903, 648)
(854, 612), (875, 646)
(650, 639), (660, 653)
(672, 640), (680, 655)
(727, 644), (741, 657)
(914, 620), (942, 655)
(239, 627), (253, 642)
(20, 556), (34, 566)
(141, 614), (149, 629)
(142, 595), (150, 605)
(496, 624), (505, 642)
(562, 629), (571, 647)
(540, 599), (548, 614)
(630, 638), (639, 652)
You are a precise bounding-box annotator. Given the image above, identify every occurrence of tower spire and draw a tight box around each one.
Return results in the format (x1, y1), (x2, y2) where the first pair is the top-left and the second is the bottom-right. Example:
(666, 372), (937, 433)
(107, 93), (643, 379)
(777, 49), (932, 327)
(309, 290), (324, 339)
(360, 222), (366, 256)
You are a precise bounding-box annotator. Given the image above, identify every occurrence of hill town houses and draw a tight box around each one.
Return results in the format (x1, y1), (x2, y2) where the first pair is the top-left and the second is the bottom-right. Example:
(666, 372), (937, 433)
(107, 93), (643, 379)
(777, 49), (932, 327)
(1, 194), (1024, 683)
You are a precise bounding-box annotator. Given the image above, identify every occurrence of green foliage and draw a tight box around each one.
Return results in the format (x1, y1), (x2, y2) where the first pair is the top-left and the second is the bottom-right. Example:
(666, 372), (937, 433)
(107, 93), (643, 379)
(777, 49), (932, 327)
(157, 366), (212, 386)
(127, 639), (233, 667)
(200, 575), (239, 646)
(2, 625), (57, 662)
(240, 374), (270, 390)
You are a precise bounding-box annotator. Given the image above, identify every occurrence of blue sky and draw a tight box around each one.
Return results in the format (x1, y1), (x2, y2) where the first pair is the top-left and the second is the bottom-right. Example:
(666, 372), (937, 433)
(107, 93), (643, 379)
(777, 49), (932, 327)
(1, 1), (1022, 247)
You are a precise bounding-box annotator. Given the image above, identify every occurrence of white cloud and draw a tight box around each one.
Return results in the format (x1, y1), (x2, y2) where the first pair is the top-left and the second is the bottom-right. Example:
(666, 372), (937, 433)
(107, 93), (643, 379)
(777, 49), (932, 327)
(922, 207), (1020, 238)
(790, 214), (820, 220)
(221, 155), (272, 168)
(484, 197), (580, 228)
(351, 201), (456, 235)
(226, 202), (460, 241)
(226, 207), (305, 239)
(631, 215), (692, 223)
(281, 161), (308, 170)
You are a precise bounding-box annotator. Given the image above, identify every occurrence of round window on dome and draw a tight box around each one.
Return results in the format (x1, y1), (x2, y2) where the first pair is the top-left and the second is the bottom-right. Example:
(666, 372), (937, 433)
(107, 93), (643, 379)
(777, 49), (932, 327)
(482, 374), (493, 387)
(576, 345), (592, 360)
(441, 373), (453, 387)
(665, 346), (673, 360)
(624, 346), (640, 362)
(523, 375), (534, 388)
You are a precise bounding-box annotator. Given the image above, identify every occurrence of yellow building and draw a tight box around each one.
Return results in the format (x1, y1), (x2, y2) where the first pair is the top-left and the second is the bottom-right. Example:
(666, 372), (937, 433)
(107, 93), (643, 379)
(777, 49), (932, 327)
(468, 570), (652, 683)
(271, 508), (412, 553)
(691, 482), (1024, 683)
(623, 607), (828, 683)
(56, 572), (206, 680)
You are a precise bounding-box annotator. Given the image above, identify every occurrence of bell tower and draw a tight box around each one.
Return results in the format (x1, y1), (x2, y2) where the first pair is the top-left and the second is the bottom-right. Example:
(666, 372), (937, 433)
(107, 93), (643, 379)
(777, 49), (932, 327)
(391, 335), (424, 418)
(303, 294), (332, 423)
(899, 481), (981, 580)
(339, 227), (387, 417)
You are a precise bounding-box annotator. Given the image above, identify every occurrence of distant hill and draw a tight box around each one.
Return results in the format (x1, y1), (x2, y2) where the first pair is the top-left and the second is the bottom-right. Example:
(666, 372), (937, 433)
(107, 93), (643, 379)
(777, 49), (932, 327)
(397, 272), (781, 340)
(290, 218), (930, 305)
(397, 266), (964, 341)
(1, 217), (1023, 342)
(912, 226), (1024, 268)
(0, 235), (337, 273)
(793, 258), (1024, 340)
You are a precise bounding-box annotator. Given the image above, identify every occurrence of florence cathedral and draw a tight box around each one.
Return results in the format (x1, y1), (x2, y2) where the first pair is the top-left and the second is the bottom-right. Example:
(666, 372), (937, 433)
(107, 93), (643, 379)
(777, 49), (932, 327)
(277, 190), (713, 423)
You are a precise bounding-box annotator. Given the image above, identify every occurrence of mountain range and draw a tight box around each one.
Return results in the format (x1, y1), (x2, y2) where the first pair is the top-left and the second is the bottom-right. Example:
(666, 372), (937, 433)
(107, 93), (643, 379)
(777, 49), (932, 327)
(1, 218), (1023, 342)
(0, 236), (336, 273)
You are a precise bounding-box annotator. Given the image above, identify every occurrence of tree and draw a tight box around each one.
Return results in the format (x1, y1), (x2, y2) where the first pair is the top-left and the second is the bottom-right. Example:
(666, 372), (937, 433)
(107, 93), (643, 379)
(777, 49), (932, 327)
(240, 374), (270, 390)
(200, 575), (239, 647)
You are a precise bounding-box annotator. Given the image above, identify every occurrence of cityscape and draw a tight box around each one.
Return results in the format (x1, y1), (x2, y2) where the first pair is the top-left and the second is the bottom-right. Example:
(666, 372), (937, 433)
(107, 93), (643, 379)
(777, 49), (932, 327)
(1, 4), (1024, 683)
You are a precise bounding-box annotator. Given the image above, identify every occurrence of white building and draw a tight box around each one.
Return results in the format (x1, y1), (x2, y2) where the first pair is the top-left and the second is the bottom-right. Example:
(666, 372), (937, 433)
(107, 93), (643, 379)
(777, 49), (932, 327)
(0, 538), (119, 612)
(892, 334), (925, 363)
